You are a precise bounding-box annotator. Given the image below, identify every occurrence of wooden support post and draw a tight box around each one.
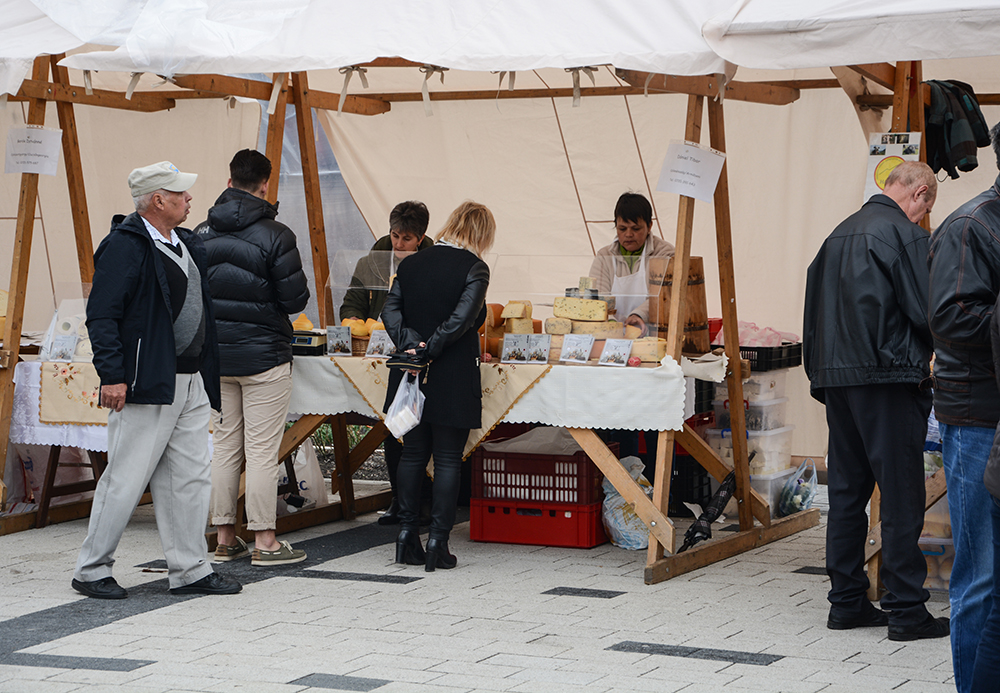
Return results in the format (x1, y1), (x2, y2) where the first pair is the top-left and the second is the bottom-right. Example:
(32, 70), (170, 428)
(290, 72), (332, 328)
(263, 73), (288, 207)
(891, 61), (912, 133)
(646, 93), (703, 566)
(707, 98), (753, 531)
(0, 56), (49, 510)
(49, 55), (94, 284)
(331, 414), (357, 519)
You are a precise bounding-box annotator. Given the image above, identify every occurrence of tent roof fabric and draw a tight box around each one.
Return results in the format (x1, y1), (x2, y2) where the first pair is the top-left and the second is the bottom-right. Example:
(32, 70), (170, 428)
(703, 0), (1000, 69)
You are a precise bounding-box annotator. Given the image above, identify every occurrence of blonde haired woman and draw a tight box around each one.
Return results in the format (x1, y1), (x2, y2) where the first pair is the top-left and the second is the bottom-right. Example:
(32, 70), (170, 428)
(381, 201), (496, 571)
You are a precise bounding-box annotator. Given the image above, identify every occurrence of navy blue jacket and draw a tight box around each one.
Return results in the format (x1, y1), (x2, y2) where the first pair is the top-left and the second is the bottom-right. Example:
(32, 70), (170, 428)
(87, 212), (221, 410)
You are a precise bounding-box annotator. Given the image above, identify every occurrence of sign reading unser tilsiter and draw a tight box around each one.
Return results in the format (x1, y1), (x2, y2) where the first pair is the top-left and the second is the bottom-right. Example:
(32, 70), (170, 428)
(656, 140), (726, 203)
(5, 125), (63, 176)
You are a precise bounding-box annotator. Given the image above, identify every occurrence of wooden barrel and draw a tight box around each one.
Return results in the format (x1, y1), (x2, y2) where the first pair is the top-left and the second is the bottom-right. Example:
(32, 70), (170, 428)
(647, 256), (709, 353)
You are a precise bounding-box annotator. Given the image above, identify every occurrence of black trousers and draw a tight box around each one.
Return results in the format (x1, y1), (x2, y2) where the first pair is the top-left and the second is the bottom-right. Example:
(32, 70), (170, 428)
(384, 435), (432, 501)
(824, 383), (932, 625)
(397, 421), (469, 539)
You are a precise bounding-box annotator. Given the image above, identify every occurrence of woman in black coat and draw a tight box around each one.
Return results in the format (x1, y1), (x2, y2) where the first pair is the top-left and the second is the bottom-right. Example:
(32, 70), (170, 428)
(381, 201), (495, 571)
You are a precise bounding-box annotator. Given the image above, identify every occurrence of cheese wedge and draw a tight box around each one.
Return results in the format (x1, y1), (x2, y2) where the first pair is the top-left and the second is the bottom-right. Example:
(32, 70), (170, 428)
(505, 317), (534, 334)
(579, 276), (597, 291)
(624, 324), (642, 340)
(544, 317), (573, 335)
(501, 300), (532, 319)
(570, 320), (624, 339)
(631, 336), (668, 362)
(553, 296), (608, 321)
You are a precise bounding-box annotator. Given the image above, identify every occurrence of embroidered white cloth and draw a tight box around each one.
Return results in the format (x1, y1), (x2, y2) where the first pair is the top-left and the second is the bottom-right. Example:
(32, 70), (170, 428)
(10, 361), (108, 451)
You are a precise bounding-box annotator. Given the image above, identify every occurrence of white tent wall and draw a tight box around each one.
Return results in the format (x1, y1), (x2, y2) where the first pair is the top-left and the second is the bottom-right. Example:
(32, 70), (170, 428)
(0, 72), (261, 334)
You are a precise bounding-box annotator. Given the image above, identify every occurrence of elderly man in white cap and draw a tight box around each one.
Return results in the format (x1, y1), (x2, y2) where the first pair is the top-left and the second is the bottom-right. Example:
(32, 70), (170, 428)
(72, 161), (241, 599)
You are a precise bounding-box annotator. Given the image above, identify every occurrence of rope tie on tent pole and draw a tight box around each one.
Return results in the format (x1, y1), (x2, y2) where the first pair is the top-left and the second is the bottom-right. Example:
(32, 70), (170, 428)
(493, 71), (516, 91)
(267, 76), (284, 115)
(149, 75), (176, 89)
(565, 66), (596, 107)
(83, 70), (93, 96)
(337, 66), (369, 117)
(419, 65), (448, 116)
(125, 72), (142, 101)
(643, 72), (654, 97)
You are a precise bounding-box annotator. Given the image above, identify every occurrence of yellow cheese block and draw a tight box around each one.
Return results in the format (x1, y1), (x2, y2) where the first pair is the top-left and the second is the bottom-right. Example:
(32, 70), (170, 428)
(505, 317), (534, 334)
(624, 324), (642, 340)
(570, 320), (624, 339)
(631, 337), (668, 362)
(501, 300), (532, 319)
(553, 296), (608, 321)
(544, 317), (573, 335)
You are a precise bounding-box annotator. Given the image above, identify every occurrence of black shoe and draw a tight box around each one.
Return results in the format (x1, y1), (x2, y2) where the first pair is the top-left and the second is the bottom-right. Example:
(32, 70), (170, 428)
(395, 528), (426, 565)
(169, 572), (242, 595)
(72, 577), (127, 600)
(827, 603), (888, 630)
(378, 498), (401, 525)
(425, 537), (457, 572)
(888, 615), (950, 641)
(418, 501), (432, 527)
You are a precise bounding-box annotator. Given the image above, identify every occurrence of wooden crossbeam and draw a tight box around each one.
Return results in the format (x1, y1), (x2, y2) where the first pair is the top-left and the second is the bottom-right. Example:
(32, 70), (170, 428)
(847, 63), (897, 90)
(616, 69), (799, 106)
(14, 78), (174, 112)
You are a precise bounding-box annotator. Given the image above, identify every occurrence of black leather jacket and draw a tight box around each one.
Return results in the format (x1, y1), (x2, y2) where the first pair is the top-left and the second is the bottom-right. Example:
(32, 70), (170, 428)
(928, 175), (1000, 427)
(198, 188), (309, 377)
(984, 297), (1000, 498)
(803, 195), (932, 403)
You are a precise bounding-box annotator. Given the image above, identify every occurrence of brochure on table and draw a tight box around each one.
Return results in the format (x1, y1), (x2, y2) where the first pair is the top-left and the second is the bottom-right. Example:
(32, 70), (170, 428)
(326, 326), (352, 355)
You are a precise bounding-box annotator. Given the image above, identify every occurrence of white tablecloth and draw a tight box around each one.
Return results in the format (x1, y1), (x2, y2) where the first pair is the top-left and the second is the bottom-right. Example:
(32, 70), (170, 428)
(286, 356), (687, 432)
(10, 361), (107, 451)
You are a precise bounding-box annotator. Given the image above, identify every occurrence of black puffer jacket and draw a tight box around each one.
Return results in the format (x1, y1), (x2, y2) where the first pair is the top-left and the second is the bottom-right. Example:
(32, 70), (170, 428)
(198, 188), (309, 377)
(928, 175), (1000, 427)
(803, 194), (932, 403)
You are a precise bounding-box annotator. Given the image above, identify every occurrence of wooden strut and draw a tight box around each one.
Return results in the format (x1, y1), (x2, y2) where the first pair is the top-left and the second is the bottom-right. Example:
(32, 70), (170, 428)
(0, 56), (49, 511)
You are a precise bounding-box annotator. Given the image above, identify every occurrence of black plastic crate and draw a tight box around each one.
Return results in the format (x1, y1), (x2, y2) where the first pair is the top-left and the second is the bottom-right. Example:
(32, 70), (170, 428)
(712, 342), (802, 372)
(694, 378), (714, 414)
(668, 452), (712, 517)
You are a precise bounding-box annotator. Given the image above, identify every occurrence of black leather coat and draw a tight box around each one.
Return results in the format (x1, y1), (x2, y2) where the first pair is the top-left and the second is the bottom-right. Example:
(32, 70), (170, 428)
(928, 175), (1000, 427)
(198, 188), (309, 377)
(381, 244), (489, 429)
(803, 194), (932, 403)
(984, 297), (1000, 498)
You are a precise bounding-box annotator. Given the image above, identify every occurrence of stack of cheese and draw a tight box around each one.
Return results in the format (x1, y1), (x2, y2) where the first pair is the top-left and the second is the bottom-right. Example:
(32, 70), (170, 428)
(501, 300), (537, 333)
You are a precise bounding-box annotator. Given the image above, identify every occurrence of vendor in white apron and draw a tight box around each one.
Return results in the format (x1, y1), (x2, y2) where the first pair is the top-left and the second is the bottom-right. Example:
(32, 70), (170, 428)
(589, 192), (675, 482)
(588, 192), (674, 336)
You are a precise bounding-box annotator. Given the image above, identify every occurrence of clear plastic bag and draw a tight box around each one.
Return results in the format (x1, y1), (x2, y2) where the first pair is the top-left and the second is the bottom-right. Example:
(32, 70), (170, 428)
(777, 457), (818, 517)
(601, 456), (654, 550)
(385, 373), (424, 438)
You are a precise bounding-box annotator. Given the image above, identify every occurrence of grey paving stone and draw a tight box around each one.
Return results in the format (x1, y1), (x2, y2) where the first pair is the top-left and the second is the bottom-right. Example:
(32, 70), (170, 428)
(288, 672), (391, 691)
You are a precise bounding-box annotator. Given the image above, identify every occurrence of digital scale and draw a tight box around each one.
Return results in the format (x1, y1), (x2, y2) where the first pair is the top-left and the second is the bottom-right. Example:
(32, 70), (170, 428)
(292, 330), (327, 356)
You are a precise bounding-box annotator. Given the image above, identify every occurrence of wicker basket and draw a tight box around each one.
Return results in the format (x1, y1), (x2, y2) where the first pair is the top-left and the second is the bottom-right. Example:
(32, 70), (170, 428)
(351, 335), (369, 356)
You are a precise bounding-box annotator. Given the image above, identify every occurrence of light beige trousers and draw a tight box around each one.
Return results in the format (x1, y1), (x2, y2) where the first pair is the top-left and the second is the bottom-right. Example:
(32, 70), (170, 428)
(210, 362), (292, 531)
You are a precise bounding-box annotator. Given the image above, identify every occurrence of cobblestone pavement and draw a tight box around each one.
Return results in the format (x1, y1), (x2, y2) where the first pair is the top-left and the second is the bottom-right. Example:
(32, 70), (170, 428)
(0, 484), (954, 692)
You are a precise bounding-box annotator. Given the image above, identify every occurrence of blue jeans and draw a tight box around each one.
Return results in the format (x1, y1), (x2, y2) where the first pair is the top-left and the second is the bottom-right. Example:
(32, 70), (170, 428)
(971, 495), (1000, 692)
(940, 423), (994, 693)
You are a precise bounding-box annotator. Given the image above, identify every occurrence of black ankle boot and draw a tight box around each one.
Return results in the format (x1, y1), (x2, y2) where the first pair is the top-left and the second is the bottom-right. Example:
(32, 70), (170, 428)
(378, 497), (401, 526)
(424, 537), (457, 572)
(395, 528), (425, 565)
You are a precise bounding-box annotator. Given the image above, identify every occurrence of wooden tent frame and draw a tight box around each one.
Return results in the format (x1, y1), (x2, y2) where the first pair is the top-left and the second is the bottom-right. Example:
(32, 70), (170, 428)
(0, 56), (941, 585)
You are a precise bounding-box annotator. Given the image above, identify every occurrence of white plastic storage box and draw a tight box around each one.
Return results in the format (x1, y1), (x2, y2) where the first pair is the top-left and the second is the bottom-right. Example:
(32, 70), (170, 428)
(751, 466), (797, 518)
(715, 369), (789, 403)
(712, 397), (788, 431)
(706, 426), (795, 475)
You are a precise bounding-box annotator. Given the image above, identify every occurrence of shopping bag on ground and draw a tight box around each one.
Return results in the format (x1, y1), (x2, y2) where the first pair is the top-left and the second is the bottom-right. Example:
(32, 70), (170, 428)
(601, 455), (654, 550)
(385, 372), (424, 438)
(777, 457), (818, 517)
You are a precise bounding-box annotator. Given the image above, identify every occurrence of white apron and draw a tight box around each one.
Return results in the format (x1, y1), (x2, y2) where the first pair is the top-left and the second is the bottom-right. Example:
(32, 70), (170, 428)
(610, 240), (649, 321)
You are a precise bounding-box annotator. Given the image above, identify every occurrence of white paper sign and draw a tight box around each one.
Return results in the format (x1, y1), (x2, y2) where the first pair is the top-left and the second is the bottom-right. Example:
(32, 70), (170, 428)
(5, 126), (62, 176)
(656, 140), (726, 203)
(863, 132), (922, 203)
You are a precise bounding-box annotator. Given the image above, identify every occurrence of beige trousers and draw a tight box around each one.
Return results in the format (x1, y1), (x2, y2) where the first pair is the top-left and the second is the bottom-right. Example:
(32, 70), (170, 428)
(210, 362), (292, 531)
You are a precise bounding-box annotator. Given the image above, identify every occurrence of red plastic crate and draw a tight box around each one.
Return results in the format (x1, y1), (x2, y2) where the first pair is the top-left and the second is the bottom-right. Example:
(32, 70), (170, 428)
(470, 443), (616, 505)
(469, 499), (607, 548)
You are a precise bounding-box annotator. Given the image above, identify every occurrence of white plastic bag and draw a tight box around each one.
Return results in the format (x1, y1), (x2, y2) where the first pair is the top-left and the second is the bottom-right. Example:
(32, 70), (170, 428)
(277, 439), (329, 516)
(601, 456), (654, 550)
(385, 373), (424, 438)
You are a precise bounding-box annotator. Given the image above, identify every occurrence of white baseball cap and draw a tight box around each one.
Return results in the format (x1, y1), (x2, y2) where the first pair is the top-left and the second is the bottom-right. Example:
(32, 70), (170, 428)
(127, 161), (197, 197)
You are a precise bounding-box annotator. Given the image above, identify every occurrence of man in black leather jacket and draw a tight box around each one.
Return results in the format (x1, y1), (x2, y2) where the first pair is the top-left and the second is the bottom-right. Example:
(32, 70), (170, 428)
(804, 161), (948, 641)
(199, 150), (310, 567)
(927, 122), (1000, 692)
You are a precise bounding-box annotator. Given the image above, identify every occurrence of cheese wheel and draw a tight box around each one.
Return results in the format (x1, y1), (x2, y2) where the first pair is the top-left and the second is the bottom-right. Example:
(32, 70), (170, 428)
(486, 303), (505, 328)
(570, 320), (624, 339)
(505, 317), (534, 334)
(545, 317), (572, 335)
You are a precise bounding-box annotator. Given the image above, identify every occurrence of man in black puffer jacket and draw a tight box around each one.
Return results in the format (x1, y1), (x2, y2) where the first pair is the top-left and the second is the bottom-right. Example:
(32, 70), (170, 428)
(199, 149), (310, 567)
